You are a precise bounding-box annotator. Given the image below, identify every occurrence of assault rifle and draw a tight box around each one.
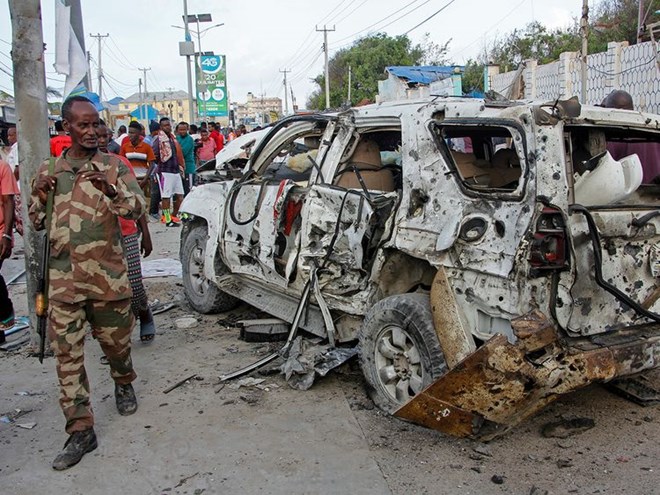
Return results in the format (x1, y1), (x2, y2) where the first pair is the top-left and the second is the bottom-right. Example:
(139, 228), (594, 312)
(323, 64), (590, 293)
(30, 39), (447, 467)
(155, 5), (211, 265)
(36, 233), (49, 363)
(37, 158), (55, 363)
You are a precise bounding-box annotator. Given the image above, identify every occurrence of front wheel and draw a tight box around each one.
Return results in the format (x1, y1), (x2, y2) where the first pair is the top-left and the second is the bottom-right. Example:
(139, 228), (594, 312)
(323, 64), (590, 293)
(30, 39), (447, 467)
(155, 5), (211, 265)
(359, 293), (447, 413)
(181, 222), (239, 313)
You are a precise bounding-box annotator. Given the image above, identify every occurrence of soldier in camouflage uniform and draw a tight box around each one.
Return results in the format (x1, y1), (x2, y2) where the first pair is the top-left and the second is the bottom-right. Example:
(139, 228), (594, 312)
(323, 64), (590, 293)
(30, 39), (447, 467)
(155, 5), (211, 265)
(29, 96), (146, 471)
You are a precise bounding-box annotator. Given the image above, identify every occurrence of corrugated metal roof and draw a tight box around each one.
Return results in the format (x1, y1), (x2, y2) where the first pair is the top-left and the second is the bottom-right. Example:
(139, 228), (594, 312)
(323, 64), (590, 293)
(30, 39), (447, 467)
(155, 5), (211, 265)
(386, 66), (463, 85)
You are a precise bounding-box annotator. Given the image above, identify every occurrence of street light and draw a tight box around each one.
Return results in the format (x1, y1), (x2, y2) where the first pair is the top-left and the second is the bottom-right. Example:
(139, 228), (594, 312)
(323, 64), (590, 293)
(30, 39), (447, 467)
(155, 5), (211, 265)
(172, 15), (224, 123)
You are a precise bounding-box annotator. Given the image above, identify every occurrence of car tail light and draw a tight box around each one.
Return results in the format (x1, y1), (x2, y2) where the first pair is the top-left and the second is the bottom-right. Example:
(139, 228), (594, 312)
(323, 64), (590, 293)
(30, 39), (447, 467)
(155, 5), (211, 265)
(529, 206), (568, 276)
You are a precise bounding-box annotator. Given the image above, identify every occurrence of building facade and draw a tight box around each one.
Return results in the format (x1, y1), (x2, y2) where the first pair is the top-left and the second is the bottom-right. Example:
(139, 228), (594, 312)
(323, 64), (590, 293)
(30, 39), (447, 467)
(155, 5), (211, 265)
(114, 90), (192, 125)
(234, 92), (283, 127)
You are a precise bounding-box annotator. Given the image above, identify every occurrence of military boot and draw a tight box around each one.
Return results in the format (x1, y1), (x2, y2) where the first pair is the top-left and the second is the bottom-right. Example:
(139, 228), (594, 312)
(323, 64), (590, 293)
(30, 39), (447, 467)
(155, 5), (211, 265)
(115, 383), (138, 415)
(52, 428), (98, 470)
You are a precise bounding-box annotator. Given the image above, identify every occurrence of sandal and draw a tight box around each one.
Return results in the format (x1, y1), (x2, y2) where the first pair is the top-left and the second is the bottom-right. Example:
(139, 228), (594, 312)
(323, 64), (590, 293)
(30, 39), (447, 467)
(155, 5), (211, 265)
(0, 313), (15, 331)
(139, 319), (156, 344)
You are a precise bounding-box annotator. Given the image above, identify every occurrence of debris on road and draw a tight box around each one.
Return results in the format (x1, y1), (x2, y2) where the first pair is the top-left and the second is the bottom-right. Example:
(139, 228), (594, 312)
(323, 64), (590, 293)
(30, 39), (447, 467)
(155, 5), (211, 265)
(541, 417), (596, 438)
(228, 377), (265, 390)
(149, 299), (177, 315)
(606, 370), (660, 406)
(238, 318), (289, 342)
(175, 316), (199, 329)
(163, 374), (198, 394)
(281, 336), (358, 391)
(0, 408), (34, 427)
(491, 474), (505, 484)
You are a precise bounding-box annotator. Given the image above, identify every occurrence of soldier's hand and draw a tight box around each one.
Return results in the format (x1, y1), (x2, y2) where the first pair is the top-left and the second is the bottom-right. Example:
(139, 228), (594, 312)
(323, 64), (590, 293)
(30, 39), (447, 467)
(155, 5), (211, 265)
(34, 175), (57, 204)
(141, 233), (153, 257)
(82, 171), (117, 198)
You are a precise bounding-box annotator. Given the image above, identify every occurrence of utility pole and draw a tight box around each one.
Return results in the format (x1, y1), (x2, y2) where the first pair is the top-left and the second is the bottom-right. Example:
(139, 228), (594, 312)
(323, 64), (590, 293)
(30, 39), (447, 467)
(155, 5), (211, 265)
(279, 68), (290, 115)
(138, 77), (143, 122)
(637, 0), (645, 43)
(316, 25), (335, 110)
(90, 33), (109, 99)
(580, 0), (589, 103)
(183, 0), (195, 123)
(139, 67), (151, 97)
(9, 0), (51, 346)
(347, 65), (352, 106)
(86, 51), (93, 92)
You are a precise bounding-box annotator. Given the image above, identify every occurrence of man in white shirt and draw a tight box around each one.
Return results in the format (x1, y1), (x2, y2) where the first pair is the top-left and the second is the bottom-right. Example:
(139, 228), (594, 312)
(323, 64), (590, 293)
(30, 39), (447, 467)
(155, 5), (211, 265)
(113, 124), (128, 148)
(6, 126), (18, 178)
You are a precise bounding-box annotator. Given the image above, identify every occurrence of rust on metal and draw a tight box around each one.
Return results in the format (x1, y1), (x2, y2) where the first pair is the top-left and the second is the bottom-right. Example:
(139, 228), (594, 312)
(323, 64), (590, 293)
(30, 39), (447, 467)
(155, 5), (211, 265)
(396, 311), (660, 440)
(430, 267), (476, 369)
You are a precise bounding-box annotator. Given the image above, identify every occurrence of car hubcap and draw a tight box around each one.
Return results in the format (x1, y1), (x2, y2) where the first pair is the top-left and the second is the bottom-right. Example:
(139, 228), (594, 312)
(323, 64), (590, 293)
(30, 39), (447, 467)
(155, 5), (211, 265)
(189, 241), (209, 296)
(374, 325), (424, 404)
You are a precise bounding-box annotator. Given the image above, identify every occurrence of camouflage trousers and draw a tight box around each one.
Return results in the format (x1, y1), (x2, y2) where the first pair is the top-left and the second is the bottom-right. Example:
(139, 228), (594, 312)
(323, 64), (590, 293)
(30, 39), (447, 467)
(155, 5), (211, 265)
(48, 298), (137, 434)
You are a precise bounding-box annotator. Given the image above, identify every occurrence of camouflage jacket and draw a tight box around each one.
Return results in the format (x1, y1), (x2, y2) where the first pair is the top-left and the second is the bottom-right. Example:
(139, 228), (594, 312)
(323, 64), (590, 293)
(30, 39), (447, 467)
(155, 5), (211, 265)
(29, 150), (145, 303)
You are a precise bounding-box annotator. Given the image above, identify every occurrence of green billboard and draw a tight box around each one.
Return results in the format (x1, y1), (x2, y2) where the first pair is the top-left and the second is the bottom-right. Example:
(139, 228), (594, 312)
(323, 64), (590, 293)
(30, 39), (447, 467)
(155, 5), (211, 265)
(196, 54), (227, 117)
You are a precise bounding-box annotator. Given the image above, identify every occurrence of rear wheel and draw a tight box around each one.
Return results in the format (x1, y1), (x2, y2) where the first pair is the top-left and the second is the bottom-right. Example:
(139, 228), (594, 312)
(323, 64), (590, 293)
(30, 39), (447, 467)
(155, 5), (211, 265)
(181, 223), (239, 313)
(359, 293), (447, 413)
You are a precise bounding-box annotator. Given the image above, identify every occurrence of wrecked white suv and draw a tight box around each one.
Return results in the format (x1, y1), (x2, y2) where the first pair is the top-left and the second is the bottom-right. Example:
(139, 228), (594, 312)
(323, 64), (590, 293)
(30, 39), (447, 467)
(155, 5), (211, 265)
(180, 97), (660, 438)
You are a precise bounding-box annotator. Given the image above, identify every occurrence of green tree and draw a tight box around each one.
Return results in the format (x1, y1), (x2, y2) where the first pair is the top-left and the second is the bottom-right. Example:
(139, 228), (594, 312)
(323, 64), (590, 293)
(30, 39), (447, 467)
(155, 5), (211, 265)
(306, 33), (426, 110)
(485, 0), (660, 72)
(488, 21), (581, 71)
(462, 59), (485, 94)
(590, 0), (659, 51)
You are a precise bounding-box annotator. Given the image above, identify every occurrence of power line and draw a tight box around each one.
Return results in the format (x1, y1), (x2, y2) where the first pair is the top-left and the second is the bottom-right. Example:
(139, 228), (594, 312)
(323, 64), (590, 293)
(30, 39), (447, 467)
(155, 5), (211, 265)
(325, 0), (356, 25)
(288, 48), (324, 85)
(450, 0), (528, 60)
(402, 0), (457, 35)
(331, 0), (423, 46)
(334, 0), (371, 26)
(107, 35), (138, 70)
(101, 74), (119, 97)
(319, 0), (351, 25)
(103, 72), (139, 89)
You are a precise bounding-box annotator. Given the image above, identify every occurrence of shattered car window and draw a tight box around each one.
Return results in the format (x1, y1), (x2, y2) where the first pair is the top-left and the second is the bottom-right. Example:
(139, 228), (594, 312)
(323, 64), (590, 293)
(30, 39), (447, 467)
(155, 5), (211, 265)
(565, 126), (660, 206)
(433, 124), (525, 193)
(333, 129), (403, 192)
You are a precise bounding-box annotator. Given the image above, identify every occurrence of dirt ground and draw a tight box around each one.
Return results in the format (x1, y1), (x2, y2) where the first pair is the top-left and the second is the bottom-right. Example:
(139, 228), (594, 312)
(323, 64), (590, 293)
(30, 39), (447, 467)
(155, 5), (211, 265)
(0, 221), (658, 495)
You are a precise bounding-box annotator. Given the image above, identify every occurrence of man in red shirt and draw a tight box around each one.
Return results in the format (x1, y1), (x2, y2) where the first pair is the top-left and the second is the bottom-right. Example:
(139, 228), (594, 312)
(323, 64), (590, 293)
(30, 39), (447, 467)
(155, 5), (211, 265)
(120, 121), (157, 193)
(0, 157), (19, 335)
(50, 120), (72, 157)
(209, 122), (224, 152)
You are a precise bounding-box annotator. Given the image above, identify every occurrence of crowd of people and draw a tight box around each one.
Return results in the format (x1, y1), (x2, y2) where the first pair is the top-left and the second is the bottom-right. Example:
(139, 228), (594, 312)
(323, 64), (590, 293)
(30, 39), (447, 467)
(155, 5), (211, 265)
(0, 96), (254, 470)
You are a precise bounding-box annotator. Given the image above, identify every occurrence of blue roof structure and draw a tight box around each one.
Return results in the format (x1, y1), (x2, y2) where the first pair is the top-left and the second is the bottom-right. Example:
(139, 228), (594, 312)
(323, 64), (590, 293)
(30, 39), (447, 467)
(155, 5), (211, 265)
(130, 104), (159, 120)
(107, 96), (124, 106)
(385, 66), (463, 85)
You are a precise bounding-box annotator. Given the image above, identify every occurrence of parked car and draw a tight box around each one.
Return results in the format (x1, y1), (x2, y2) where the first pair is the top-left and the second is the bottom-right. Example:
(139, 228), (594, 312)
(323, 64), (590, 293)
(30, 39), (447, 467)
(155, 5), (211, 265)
(179, 97), (660, 438)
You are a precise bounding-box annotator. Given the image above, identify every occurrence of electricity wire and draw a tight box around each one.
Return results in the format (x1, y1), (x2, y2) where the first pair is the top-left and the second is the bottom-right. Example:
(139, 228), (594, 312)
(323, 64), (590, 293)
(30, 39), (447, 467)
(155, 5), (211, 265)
(331, 0), (423, 46)
(402, 0), (457, 35)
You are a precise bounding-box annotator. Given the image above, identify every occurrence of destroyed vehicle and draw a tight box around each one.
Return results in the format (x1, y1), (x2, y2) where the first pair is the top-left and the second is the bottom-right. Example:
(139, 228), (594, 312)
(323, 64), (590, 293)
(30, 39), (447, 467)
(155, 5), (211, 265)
(180, 97), (660, 439)
(195, 127), (313, 184)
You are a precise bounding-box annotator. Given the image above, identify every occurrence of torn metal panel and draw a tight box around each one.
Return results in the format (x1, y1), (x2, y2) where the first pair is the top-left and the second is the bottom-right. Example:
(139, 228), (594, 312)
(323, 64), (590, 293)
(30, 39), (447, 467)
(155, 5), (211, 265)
(395, 311), (660, 440)
(429, 267), (475, 369)
(223, 182), (298, 288)
(298, 185), (397, 298)
(565, 208), (660, 335)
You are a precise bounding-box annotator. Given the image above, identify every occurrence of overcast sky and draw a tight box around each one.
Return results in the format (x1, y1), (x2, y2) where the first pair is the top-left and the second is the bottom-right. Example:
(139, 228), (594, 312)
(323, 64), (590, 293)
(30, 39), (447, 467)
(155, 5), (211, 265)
(0, 0), (584, 108)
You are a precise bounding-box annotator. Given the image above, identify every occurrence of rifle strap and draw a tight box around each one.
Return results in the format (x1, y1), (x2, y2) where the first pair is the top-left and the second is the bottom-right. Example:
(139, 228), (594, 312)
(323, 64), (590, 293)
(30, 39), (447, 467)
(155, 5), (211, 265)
(44, 157), (55, 306)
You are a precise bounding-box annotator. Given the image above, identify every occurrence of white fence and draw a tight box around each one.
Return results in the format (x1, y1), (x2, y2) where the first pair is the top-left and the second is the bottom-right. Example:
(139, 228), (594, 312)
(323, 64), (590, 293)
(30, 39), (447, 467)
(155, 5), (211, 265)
(490, 41), (660, 114)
